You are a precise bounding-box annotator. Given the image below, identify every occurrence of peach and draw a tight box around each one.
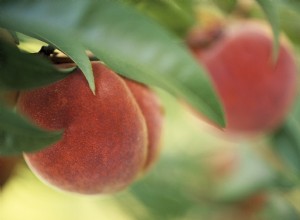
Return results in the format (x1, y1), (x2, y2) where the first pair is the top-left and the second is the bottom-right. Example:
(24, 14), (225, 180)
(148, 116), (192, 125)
(0, 156), (19, 187)
(17, 62), (148, 194)
(187, 21), (297, 135)
(124, 78), (164, 171)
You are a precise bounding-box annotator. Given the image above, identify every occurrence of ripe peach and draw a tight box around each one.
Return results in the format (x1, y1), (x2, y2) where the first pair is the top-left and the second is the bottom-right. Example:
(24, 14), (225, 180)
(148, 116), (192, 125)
(0, 156), (19, 187)
(124, 78), (164, 171)
(17, 62), (148, 194)
(187, 21), (297, 134)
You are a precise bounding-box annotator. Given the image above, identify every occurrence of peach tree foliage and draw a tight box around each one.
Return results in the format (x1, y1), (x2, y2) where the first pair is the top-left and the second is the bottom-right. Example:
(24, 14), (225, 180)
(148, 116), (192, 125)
(0, 0), (223, 155)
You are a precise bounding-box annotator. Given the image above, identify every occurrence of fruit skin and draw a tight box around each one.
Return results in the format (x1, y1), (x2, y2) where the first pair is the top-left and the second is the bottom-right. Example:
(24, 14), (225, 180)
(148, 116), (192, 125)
(188, 21), (297, 134)
(124, 78), (164, 171)
(18, 61), (148, 194)
(0, 156), (19, 187)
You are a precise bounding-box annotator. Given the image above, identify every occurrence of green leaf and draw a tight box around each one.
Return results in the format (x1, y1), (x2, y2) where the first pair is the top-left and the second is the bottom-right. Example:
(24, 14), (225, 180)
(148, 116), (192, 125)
(0, 0), (225, 127)
(278, 0), (300, 10)
(0, 40), (71, 90)
(271, 116), (300, 175)
(213, 0), (237, 13)
(278, 3), (300, 45)
(256, 0), (280, 61)
(34, 35), (95, 94)
(125, 0), (195, 36)
(0, 103), (62, 155)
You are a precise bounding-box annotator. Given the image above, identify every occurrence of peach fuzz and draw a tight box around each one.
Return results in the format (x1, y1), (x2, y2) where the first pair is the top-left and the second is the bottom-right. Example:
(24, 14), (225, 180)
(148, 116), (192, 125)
(187, 21), (297, 135)
(18, 62), (148, 194)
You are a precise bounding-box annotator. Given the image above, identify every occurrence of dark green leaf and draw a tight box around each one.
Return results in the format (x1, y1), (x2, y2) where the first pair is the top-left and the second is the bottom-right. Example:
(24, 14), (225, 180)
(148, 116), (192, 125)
(256, 0), (280, 60)
(0, 103), (62, 155)
(0, 0), (225, 127)
(0, 40), (71, 90)
(35, 35), (95, 94)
